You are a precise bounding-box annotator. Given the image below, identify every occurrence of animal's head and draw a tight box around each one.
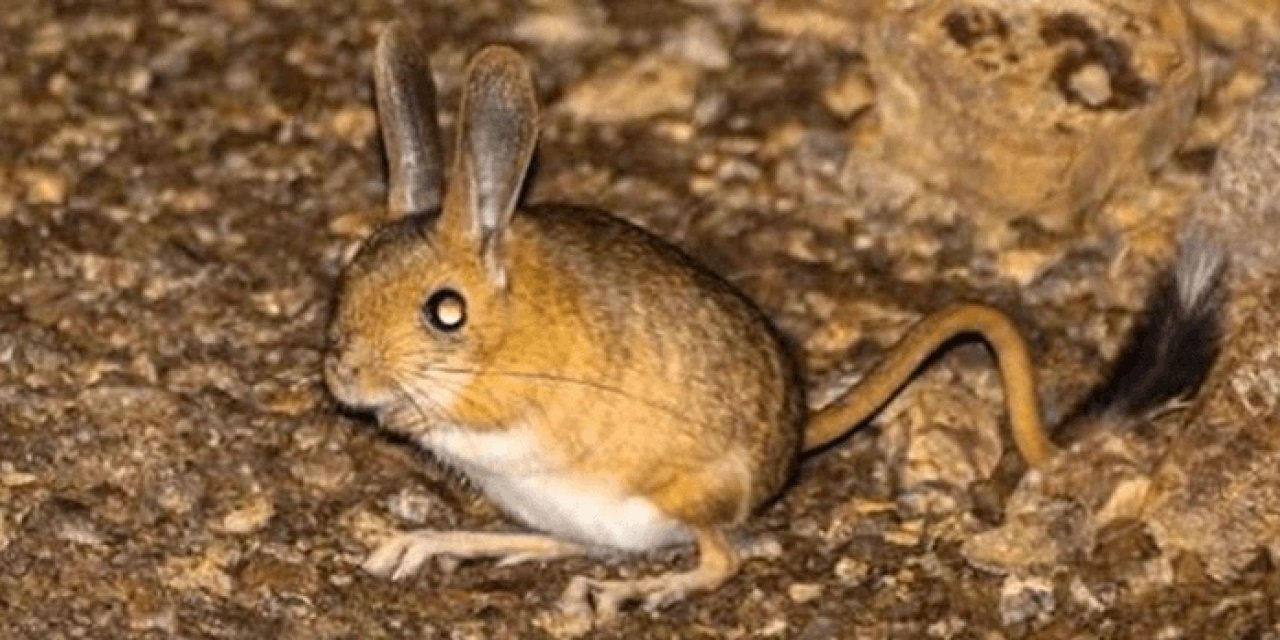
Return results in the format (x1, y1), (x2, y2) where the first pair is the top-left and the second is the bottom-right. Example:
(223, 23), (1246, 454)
(325, 26), (539, 433)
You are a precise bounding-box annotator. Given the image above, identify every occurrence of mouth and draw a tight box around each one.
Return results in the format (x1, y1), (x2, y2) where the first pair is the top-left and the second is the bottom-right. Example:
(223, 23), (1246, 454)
(325, 376), (381, 412)
(323, 353), (396, 412)
(374, 403), (408, 424)
(372, 401), (438, 439)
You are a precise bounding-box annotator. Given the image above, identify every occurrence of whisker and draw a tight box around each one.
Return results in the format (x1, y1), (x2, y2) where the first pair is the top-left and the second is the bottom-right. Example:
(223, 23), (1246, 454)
(418, 363), (740, 463)
(413, 363), (688, 425)
(393, 357), (741, 466)
(411, 370), (499, 425)
(395, 373), (570, 477)
(390, 377), (452, 434)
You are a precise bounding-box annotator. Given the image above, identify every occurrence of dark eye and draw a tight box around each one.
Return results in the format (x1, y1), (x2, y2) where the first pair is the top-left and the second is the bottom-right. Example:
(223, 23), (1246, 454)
(423, 288), (466, 332)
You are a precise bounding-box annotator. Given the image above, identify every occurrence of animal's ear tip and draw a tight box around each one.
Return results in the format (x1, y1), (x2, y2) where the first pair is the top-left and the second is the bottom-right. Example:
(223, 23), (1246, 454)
(376, 23), (406, 52)
(468, 45), (534, 85)
(376, 23), (427, 63)
(473, 44), (525, 66)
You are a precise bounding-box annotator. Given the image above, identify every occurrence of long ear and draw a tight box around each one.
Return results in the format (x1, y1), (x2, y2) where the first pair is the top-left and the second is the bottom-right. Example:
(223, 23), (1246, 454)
(447, 45), (538, 286)
(373, 24), (444, 219)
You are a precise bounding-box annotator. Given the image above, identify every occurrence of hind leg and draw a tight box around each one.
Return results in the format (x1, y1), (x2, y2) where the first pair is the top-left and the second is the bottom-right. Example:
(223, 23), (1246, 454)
(558, 526), (740, 620)
(558, 461), (761, 620)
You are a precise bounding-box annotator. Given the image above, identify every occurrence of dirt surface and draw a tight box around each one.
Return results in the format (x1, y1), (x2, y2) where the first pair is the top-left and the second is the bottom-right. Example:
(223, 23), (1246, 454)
(2, 2), (1278, 638)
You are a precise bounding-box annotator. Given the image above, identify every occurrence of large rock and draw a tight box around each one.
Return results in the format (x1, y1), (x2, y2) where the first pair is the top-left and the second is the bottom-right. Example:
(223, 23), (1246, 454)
(1186, 0), (1280, 56)
(963, 60), (1280, 580)
(1141, 60), (1280, 580)
(869, 0), (1200, 230)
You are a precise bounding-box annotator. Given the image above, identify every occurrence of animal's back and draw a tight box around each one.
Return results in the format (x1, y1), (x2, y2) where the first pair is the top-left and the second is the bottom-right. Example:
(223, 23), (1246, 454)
(508, 203), (806, 517)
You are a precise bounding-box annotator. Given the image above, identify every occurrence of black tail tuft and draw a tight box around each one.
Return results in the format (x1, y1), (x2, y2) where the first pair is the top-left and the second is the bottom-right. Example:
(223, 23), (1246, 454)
(1069, 239), (1226, 425)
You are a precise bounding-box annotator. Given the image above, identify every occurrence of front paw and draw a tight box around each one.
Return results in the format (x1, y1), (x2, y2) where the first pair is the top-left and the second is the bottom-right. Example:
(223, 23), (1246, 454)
(362, 531), (444, 580)
(362, 529), (587, 581)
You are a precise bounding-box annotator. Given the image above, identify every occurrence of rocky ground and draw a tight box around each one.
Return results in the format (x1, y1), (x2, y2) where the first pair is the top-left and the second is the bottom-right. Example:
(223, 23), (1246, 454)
(2, 1), (1279, 638)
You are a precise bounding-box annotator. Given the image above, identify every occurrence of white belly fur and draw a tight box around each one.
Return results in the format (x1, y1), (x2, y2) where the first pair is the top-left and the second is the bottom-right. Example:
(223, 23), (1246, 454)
(418, 425), (691, 551)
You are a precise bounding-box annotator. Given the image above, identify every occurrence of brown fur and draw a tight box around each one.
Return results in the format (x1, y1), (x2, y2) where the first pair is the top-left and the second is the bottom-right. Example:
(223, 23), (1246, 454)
(325, 25), (1058, 619)
(330, 203), (807, 525)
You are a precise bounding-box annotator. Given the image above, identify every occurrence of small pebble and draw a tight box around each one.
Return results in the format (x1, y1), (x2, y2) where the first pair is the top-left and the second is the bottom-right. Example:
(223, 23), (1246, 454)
(533, 612), (589, 640)
(56, 515), (105, 547)
(999, 574), (1055, 626)
(218, 494), (275, 534)
(823, 68), (875, 118)
(290, 450), (355, 492)
(788, 582), (823, 604)
(1068, 63), (1113, 107)
(155, 475), (205, 516)
(329, 211), (374, 238)
(161, 551), (235, 597)
(0, 468), (36, 487)
(664, 18), (729, 71)
(997, 248), (1058, 286)
(18, 168), (68, 205)
(124, 67), (153, 95)
(513, 9), (605, 50)
(834, 556), (870, 586)
(758, 617), (789, 637)
(1069, 577), (1108, 612)
(386, 489), (436, 525)
(327, 105), (377, 147)
(884, 519), (924, 547)
(559, 55), (699, 124)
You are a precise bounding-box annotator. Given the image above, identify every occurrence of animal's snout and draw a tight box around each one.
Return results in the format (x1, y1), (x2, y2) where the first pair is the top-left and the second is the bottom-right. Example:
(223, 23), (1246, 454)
(322, 335), (400, 411)
(323, 344), (376, 409)
(323, 352), (357, 390)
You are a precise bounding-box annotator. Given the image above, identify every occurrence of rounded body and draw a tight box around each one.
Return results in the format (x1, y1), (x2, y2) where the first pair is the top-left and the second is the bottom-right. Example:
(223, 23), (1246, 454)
(502, 204), (807, 529)
(327, 204), (806, 550)
(323, 32), (805, 554)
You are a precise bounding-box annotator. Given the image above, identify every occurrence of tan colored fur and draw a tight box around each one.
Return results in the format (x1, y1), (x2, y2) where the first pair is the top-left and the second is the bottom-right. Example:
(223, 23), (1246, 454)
(330, 203), (806, 525)
(325, 26), (1055, 620)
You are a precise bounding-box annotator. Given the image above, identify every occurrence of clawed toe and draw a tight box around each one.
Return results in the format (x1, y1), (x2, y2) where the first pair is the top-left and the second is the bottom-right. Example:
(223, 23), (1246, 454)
(735, 534), (782, 561)
(554, 528), (744, 623)
(362, 533), (437, 580)
(558, 575), (599, 620)
(642, 586), (687, 611)
(493, 552), (542, 568)
(558, 576), (622, 621)
(557, 575), (690, 622)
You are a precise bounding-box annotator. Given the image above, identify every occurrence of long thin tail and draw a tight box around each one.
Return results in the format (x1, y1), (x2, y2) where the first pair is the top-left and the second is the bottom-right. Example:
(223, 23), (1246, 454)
(1060, 239), (1226, 439)
(803, 303), (1056, 467)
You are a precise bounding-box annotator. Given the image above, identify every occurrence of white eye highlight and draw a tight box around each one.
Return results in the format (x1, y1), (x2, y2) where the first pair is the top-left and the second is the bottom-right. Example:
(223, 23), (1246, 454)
(423, 288), (466, 332)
